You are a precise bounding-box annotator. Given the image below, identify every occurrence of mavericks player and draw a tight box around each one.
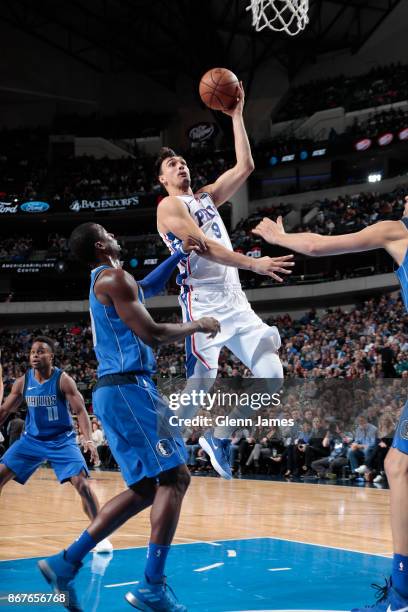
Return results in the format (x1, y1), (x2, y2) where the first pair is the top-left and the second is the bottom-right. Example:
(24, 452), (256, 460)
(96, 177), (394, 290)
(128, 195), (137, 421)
(38, 223), (219, 611)
(0, 336), (112, 553)
(253, 196), (408, 612)
(156, 82), (294, 479)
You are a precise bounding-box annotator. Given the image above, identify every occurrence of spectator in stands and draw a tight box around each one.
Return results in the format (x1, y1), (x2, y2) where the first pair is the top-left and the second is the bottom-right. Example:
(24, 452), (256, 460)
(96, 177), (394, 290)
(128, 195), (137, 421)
(311, 422), (352, 479)
(348, 415), (378, 475)
(363, 413), (396, 483)
(185, 431), (201, 471)
(245, 426), (284, 472)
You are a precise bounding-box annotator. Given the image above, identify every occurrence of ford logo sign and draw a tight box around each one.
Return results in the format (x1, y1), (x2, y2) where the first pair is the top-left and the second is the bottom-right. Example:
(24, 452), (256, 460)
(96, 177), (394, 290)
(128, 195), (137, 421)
(20, 201), (50, 213)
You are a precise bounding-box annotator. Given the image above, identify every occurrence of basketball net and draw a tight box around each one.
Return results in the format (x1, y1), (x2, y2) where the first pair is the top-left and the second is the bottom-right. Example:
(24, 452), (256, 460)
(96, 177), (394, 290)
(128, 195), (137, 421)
(246, 0), (309, 36)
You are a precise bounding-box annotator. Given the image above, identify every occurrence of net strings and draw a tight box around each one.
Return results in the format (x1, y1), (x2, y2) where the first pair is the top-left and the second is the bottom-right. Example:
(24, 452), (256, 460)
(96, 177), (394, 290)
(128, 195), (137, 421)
(247, 0), (309, 36)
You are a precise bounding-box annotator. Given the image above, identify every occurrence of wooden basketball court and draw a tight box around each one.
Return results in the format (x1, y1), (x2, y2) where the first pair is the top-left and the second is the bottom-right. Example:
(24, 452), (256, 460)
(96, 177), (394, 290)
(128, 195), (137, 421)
(0, 468), (392, 561)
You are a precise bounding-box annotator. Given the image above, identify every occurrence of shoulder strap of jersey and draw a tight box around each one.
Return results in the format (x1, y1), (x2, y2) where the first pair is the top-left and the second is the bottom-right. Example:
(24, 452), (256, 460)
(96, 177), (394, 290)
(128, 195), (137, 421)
(22, 371), (29, 398)
(90, 265), (111, 291)
(401, 217), (408, 230)
(196, 191), (214, 205)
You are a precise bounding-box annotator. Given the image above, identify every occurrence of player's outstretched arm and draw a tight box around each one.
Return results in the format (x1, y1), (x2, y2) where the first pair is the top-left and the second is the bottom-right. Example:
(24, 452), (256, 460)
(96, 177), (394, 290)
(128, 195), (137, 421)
(60, 373), (98, 464)
(198, 82), (254, 207)
(138, 236), (207, 299)
(97, 268), (220, 347)
(0, 376), (24, 428)
(253, 216), (406, 257)
(158, 197), (294, 282)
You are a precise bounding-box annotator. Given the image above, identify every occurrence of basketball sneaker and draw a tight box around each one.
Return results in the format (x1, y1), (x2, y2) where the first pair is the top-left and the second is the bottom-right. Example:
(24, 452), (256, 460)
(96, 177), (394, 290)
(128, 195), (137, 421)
(351, 578), (408, 612)
(38, 551), (82, 611)
(198, 432), (232, 479)
(92, 537), (113, 554)
(125, 575), (187, 611)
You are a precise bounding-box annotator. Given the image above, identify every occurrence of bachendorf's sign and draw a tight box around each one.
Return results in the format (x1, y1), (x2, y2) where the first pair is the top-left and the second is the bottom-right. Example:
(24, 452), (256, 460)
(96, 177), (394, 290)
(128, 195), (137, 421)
(70, 194), (140, 212)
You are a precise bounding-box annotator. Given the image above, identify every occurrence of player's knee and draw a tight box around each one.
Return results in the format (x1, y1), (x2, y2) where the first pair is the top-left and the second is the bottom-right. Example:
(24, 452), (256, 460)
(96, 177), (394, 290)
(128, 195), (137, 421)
(385, 448), (408, 480)
(129, 477), (156, 505)
(158, 465), (190, 494)
(71, 475), (91, 496)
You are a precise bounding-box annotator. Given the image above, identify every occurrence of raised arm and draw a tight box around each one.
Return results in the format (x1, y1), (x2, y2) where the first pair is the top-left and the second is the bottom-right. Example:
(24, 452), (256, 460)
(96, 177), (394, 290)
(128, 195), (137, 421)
(0, 376), (24, 428)
(60, 373), (98, 464)
(158, 197), (294, 282)
(197, 83), (254, 207)
(253, 216), (407, 258)
(96, 268), (220, 347)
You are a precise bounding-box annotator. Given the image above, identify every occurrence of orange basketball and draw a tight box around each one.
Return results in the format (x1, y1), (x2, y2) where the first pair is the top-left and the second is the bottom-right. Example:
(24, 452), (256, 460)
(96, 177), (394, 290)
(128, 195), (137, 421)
(199, 67), (240, 111)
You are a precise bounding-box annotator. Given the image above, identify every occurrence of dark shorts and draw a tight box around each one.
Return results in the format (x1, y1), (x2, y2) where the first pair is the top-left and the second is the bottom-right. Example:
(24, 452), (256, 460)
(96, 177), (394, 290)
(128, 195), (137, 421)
(92, 373), (186, 486)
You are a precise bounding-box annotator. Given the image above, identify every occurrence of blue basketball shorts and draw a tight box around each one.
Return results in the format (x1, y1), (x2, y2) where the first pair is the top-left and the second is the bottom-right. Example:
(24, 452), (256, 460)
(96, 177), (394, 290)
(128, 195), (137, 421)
(92, 373), (187, 487)
(1, 431), (89, 484)
(392, 399), (408, 454)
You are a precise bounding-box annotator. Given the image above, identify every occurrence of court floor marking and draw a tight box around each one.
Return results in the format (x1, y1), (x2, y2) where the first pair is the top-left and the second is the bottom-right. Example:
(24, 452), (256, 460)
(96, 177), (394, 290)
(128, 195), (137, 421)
(194, 563), (224, 572)
(265, 535), (392, 558)
(104, 580), (140, 588)
(0, 535), (391, 563)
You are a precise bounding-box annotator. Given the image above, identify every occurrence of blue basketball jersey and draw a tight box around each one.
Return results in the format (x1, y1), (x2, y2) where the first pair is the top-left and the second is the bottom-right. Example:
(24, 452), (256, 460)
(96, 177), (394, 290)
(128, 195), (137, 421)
(395, 217), (408, 310)
(89, 265), (156, 377)
(23, 367), (73, 440)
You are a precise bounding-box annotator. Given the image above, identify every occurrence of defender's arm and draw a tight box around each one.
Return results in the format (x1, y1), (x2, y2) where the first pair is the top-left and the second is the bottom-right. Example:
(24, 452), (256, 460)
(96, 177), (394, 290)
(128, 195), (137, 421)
(253, 216), (406, 257)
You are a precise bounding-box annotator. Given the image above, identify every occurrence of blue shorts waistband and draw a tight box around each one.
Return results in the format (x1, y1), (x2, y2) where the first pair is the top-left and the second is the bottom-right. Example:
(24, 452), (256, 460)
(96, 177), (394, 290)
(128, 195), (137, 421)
(94, 371), (152, 391)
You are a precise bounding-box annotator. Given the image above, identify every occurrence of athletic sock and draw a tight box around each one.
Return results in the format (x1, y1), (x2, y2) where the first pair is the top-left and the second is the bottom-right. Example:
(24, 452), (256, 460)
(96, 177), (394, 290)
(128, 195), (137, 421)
(145, 542), (170, 583)
(65, 530), (96, 564)
(392, 554), (408, 598)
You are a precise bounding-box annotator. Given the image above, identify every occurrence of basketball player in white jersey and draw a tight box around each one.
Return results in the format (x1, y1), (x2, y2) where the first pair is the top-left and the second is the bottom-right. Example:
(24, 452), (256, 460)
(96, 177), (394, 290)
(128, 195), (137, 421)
(156, 83), (294, 479)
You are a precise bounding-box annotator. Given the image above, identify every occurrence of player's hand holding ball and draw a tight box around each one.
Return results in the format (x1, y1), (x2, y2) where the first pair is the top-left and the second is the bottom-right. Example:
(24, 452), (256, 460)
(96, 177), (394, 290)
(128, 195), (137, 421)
(221, 80), (245, 118)
(252, 216), (286, 245)
(250, 254), (294, 282)
(197, 317), (221, 339)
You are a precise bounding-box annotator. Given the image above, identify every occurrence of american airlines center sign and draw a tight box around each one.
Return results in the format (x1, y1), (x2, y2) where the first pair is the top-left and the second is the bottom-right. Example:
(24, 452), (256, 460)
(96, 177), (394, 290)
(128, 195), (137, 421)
(70, 194), (140, 213)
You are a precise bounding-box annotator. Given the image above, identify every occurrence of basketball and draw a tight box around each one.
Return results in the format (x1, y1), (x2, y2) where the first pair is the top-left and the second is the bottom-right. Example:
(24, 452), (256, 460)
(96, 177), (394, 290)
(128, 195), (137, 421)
(199, 67), (240, 111)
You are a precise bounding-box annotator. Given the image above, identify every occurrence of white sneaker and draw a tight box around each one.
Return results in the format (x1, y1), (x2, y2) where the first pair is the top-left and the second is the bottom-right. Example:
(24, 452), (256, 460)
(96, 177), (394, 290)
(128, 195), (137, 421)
(373, 473), (385, 483)
(92, 538), (113, 554)
(354, 464), (368, 474)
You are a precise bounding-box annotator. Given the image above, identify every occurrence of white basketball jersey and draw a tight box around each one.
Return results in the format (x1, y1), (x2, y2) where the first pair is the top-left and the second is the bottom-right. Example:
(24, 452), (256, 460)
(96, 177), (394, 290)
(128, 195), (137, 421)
(159, 192), (241, 289)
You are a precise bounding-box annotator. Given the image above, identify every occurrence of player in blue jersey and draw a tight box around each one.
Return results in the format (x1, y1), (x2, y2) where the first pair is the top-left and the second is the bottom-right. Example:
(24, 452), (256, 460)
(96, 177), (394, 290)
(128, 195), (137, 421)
(0, 336), (112, 553)
(38, 223), (219, 612)
(253, 195), (408, 612)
